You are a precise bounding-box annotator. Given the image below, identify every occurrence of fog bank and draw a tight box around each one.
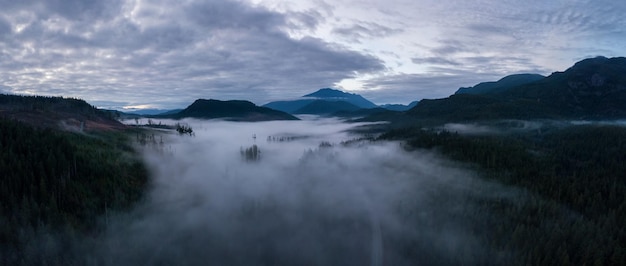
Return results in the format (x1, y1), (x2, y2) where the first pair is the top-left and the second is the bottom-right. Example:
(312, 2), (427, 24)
(97, 118), (507, 265)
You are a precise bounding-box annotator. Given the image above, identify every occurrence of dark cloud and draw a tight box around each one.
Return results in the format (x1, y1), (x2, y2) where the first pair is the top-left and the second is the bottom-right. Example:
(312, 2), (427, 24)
(285, 9), (325, 31)
(185, 1), (286, 32)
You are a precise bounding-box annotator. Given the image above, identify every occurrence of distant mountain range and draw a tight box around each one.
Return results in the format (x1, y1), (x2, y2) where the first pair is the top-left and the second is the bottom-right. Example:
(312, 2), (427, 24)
(263, 88), (417, 115)
(302, 88), (378, 108)
(5, 56), (625, 125)
(264, 88), (376, 115)
(403, 56), (626, 122)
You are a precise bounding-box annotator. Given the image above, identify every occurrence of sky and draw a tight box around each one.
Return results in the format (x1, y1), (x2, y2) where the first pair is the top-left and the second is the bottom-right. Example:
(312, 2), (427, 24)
(0, 0), (624, 110)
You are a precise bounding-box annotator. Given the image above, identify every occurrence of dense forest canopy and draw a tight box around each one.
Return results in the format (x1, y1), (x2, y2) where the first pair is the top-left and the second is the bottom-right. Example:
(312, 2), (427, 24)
(0, 118), (148, 264)
(380, 123), (626, 265)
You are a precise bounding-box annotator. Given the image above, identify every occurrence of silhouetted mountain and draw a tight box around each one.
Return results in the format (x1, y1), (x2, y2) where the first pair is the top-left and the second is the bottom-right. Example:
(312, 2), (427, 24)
(333, 107), (395, 118)
(400, 56), (626, 122)
(499, 56), (626, 118)
(294, 100), (361, 115)
(455, 74), (545, 95)
(303, 88), (377, 108)
(156, 109), (183, 116)
(125, 108), (181, 115)
(263, 99), (316, 113)
(406, 94), (558, 122)
(173, 99), (298, 121)
(263, 88), (377, 114)
(0, 94), (125, 131)
(380, 101), (419, 111)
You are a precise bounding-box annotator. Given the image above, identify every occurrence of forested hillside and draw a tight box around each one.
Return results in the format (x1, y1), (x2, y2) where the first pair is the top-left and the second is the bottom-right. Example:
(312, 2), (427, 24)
(0, 118), (148, 265)
(380, 124), (626, 265)
(0, 94), (124, 131)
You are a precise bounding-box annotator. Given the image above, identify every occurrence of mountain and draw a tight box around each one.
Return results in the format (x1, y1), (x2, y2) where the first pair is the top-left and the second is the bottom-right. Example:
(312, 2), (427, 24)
(333, 107), (395, 118)
(405, 94), (558, 122)
(500, 56), (626, 118)
(293, 100), (361, 115)
(124, 108), (181, 115)
(172, 99), (298, 121)
(455, 74), (545, 95)
(380, 101), (419, 111)
(303, 88), (377, 108)
(157, 109), (183, 116)
(0, 94), (125, 131)
(263, 88), (377, 114)
(263, 99), (316, 114)
(400, 56), (626, 122)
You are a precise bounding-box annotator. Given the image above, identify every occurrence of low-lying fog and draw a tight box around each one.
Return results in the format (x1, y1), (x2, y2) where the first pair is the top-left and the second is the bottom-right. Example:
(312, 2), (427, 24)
(440, 119), (626, 136)
(98, 118), (515, 265)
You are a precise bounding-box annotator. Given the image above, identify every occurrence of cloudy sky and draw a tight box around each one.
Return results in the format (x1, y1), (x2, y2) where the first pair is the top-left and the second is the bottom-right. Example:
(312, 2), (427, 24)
(0, 0), (624, 109)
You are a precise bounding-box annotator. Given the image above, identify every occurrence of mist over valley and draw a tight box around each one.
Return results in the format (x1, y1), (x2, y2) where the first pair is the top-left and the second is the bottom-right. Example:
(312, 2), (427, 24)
(100, 118), (506, 265)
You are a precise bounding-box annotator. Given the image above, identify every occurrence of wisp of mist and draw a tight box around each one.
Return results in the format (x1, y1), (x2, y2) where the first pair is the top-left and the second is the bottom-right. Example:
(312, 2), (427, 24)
(97, 118), (505, 265)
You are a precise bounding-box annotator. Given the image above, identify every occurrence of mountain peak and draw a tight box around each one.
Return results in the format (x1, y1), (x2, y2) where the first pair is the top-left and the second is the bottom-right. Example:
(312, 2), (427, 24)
(302, 88), (377, 108)
(304, 88), (357, 98)
(264, 88), (378, 114)
(565, 56), (626, 73)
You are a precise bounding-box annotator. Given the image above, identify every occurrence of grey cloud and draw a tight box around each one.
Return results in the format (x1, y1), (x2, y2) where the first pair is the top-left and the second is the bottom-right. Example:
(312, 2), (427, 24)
(457, 56), (547, 74)
(0, 0), (385, 109)
(0, 0), (123, 21)
(1, 0), (623, 108)
(332, 21), (402, 42)
(431, 40), (472, 56)
(466, 23), (509, 36)
(526, 5), (623, 35)
(185, 0), (287, 32)
(412, 57), (460, 66)
(43, 0), (123, 21)
(285, 9), (324, 31)
(358, 72), (492, 104)
(0, 17), (11, 39)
